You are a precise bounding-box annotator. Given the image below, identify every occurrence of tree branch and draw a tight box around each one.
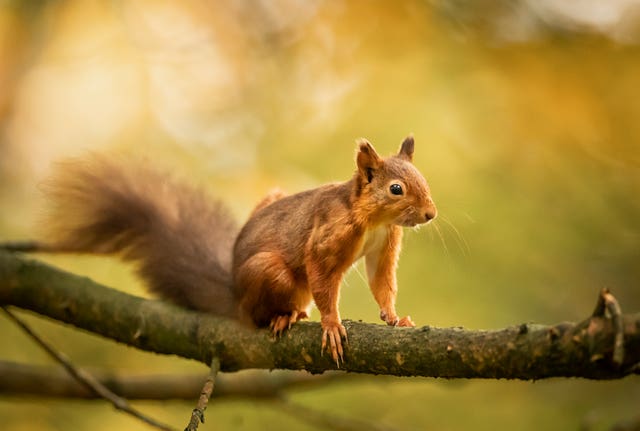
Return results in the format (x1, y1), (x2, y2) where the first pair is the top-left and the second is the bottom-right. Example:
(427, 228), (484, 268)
(185, 358), (219, 431)
(1, 251), (638, 379)
(2, 306), (177, 431)
(0, 360), (351, 400)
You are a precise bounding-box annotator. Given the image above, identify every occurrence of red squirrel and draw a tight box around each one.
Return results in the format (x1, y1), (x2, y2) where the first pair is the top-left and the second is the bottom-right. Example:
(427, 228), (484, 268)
(39, 136), (437, 363)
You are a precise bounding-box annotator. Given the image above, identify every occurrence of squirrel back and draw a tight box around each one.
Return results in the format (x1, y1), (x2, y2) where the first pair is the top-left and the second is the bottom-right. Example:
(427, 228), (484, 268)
(42, 155), (239, 318)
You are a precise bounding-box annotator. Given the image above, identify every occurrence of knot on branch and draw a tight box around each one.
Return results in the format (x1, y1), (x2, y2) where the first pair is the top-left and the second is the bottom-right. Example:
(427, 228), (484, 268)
(589, 288), (626, 369)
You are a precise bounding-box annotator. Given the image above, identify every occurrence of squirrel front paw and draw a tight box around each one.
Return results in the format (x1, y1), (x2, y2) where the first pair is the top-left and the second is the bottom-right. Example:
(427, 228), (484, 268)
(380, 310), (415, 327)
(397, 315), (415, 327)
(380, 309), (399, 326)
(321, 319), (347, 365)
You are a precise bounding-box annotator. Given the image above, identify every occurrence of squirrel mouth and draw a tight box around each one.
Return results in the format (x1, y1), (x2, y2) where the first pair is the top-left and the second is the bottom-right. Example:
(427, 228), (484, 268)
(399, 220), (420, 228)
(399, 217), (432, 228)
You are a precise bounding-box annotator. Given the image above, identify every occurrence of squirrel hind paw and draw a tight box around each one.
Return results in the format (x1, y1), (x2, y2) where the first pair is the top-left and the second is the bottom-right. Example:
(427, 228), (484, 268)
(269, 310), (308, 338)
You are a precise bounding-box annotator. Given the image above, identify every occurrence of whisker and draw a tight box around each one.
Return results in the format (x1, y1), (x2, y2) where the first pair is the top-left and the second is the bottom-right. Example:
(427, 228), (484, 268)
(352, 261), (368, 286)
(432, 220), (450, 259)
(440, 215), (471, 256)
(462, 211), (476, 224)
(428, 220), (438, 241)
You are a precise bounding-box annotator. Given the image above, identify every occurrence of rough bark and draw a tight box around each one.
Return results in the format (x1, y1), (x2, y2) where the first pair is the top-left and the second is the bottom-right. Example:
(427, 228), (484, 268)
(1, 251), (638, 379)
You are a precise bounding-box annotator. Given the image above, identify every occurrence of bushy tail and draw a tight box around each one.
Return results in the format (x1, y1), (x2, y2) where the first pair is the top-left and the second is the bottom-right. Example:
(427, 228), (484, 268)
(42, 155), (239, 318)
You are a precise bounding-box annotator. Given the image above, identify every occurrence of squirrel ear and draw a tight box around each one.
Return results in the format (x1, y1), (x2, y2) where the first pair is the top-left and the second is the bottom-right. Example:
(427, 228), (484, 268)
(397, 135), (414, 162)
(356, 139), (382, 183)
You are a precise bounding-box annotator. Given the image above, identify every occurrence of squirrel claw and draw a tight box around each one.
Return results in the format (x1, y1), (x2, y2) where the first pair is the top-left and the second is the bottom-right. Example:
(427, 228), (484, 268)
(321, 322), (347, 366)
(270, 310), (309, 338)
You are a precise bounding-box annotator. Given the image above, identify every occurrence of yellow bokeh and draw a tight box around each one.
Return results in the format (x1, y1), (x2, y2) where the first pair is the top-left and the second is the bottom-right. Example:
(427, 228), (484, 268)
(1, 1), (638, 430)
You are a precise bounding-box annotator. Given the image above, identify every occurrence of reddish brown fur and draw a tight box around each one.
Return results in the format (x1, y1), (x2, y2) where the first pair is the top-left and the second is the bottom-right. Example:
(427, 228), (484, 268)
(41, 137), (436, 363)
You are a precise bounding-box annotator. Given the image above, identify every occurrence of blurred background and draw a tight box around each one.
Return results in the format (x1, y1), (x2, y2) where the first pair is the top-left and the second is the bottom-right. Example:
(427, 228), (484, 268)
(1, 0), (639, 430)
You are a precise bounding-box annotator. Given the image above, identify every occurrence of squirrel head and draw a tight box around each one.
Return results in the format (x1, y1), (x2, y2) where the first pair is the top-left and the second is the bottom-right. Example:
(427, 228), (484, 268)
(355, 136), (437, 227)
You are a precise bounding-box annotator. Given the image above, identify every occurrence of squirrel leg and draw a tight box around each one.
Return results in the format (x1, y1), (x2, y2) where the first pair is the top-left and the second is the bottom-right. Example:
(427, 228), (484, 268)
(365, 226), (416, 327)
(307, 267), (347, 365)
(236, 251), (311, 332)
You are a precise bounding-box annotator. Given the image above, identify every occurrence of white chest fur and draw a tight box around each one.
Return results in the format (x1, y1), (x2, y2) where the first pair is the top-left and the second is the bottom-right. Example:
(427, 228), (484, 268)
(354, 225), (389, 261)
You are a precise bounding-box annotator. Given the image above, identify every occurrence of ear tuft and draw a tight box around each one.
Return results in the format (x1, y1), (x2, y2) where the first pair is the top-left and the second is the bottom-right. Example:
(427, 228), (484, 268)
(357, 138), (374, 154)
(356, 138), (381, 183)
(398, 135), (414, 162)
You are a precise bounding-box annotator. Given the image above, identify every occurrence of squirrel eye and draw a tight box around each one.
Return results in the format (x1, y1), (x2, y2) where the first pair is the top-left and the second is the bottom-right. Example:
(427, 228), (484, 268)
(390, 184), (403, 196)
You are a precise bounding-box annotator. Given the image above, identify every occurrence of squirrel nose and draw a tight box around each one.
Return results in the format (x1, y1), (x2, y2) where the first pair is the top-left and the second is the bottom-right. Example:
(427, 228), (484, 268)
(425, 206), (437, 222)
